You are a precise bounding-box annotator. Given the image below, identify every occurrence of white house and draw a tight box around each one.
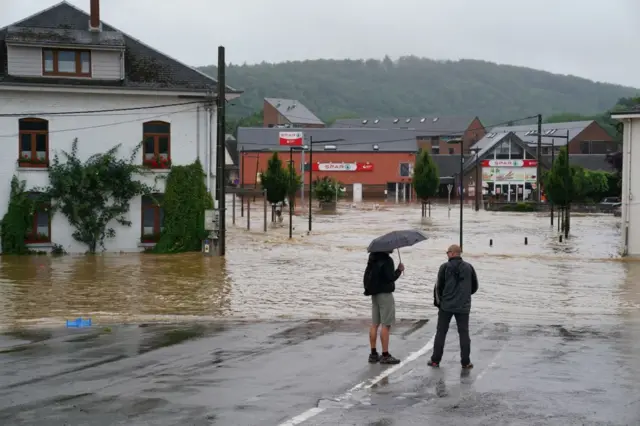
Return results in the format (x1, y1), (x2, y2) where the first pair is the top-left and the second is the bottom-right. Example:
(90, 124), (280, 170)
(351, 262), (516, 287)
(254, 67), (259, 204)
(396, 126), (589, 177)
(0, 0), (241, 253)
(611, 107), (640, 257)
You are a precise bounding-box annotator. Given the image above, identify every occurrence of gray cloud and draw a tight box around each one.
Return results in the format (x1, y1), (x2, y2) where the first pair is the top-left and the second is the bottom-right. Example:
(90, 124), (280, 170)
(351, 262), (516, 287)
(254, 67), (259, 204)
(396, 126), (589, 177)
(2, 0), (638, 87)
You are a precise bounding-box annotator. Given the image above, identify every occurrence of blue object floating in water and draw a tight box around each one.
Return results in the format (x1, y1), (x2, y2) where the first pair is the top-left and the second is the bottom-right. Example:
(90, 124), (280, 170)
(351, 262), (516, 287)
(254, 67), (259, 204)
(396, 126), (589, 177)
(66, 317), (92, 328)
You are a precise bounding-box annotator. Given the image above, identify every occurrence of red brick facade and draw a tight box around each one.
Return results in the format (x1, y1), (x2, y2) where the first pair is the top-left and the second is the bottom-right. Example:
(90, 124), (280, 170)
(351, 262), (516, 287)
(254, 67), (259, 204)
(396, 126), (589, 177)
(240, 151), (417, 198)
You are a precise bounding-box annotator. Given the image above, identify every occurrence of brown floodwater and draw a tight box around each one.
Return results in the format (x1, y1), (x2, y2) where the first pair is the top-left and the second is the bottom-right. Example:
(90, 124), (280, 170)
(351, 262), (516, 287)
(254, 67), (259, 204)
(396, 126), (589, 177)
(0, 198), (638, 330)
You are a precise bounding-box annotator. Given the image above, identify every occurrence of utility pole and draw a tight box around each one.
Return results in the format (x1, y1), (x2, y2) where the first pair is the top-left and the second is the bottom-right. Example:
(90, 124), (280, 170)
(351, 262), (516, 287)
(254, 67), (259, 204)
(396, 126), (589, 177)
(536, 114), (542, 202)
(216, 46), (227, 256)
(308, 136), (313, 232)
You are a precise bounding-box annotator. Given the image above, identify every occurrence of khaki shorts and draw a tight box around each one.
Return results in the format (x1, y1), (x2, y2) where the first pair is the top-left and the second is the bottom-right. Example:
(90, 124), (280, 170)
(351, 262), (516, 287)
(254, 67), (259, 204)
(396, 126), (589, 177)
(371, 293), (396, 327)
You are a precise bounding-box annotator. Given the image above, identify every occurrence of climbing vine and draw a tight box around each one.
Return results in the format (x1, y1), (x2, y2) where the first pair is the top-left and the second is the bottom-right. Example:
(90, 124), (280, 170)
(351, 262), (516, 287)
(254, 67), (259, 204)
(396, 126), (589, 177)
(0, 176), (46, 254)
(152, 160), (213, 253)
(42, 138), (152, 253)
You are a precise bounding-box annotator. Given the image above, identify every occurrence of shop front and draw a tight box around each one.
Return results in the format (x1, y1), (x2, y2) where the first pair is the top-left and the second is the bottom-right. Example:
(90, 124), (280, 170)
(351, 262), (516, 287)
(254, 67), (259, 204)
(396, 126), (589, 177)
(481, 159), (538, 202)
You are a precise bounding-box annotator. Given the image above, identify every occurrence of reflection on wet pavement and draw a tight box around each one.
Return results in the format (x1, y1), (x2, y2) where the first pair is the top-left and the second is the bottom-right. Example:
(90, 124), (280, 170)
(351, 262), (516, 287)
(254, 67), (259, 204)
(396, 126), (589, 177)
(0, 200), (633, 329)
(0, 317), (639, 425)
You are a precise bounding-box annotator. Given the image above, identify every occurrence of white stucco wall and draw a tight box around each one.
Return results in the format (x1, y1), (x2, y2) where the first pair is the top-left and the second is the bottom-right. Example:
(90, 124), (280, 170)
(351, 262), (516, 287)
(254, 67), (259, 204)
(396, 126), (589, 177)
(620, 117), (640, 257)
(0, 89), (217, 253)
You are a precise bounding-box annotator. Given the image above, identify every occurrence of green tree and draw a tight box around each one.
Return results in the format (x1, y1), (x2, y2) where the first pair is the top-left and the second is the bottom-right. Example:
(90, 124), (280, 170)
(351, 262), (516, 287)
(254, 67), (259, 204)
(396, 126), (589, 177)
(312, 176), (344, 203)
(544, 147), (573, 207)
(413, 149), (440, 200)
(152, 160), (213, 253)
(260, 152), (289, 204)
(43, 139), (151, 253)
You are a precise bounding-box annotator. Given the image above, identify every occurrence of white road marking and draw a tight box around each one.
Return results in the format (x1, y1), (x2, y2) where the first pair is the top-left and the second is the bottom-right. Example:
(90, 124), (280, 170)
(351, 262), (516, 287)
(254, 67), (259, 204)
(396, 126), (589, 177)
(278, 334), (436, 425)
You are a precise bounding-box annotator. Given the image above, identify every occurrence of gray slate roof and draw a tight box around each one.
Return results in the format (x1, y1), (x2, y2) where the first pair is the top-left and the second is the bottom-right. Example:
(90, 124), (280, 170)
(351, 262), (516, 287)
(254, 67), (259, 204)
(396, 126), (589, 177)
(264, 98), (324, 125)
(5, 26), (125, 48)
(237, 127), (421, 152)
(485, 121), (594, 147)
(331, 115), (479, 136)
(0, 1), (241, 93)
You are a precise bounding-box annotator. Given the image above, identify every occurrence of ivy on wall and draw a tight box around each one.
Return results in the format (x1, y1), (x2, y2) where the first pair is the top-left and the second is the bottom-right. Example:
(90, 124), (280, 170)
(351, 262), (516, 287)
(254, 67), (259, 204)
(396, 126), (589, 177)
(0, 177), (40, 254)
(152, 160), (213, 253)
(43, 138), (152, 254)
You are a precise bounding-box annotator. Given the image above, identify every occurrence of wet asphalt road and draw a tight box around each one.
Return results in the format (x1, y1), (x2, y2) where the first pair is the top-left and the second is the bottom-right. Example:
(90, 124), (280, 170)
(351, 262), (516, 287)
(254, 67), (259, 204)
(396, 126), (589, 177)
(1, 317), (639, 425)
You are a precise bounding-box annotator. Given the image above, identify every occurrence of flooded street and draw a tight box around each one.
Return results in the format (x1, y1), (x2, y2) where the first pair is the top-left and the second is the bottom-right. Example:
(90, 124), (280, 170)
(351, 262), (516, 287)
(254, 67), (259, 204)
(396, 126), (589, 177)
(0, 198), (635, 329)
(2, 199), (640, 425)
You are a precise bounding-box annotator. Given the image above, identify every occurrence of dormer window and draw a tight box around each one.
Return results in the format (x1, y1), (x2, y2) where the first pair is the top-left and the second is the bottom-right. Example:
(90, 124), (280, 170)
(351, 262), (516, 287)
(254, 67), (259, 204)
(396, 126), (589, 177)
(43, 49), (91, 77)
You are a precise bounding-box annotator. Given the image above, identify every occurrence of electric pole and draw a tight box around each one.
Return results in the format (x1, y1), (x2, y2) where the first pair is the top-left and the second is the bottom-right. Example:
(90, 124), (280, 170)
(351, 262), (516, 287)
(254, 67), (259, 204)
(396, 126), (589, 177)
(216, 46), (227, 256)
(536, 114), (542, 202)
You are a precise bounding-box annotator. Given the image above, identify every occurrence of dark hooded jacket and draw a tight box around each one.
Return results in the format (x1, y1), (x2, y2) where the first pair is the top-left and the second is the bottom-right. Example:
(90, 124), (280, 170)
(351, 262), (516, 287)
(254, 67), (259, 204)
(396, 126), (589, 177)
(433, 256), (478, 314)
(363, 252), (401, 296)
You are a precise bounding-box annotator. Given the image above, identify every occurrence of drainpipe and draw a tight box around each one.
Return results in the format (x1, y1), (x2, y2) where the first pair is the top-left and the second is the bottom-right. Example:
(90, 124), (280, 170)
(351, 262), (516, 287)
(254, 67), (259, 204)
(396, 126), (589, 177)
(196, 106), (200, 160)
(204, 107), (210, 192)
(623, 119), (633, 255)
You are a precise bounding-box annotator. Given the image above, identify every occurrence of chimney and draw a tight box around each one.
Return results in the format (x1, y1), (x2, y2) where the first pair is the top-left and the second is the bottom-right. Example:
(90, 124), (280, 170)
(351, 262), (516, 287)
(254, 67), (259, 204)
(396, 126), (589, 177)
(89, 0), (101, 31)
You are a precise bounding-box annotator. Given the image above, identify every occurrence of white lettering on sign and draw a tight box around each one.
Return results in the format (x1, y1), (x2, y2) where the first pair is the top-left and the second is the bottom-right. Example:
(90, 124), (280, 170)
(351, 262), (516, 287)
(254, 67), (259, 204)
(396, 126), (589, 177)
(318, 163), (357, 171)
(279, 131), (304, 139)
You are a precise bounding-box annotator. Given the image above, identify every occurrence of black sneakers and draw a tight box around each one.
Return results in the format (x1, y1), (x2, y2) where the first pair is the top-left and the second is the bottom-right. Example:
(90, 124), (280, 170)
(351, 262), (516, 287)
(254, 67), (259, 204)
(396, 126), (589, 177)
(369, 352), (401, 364)
(380, 353), (401, 364)
(461, 363), (474, 369)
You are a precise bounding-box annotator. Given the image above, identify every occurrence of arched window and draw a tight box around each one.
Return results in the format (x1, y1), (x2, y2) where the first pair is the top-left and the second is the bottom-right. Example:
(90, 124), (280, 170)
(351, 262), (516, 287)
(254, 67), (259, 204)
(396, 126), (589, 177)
(25, 192), (51, 244)
(19, 118), (49, 168)
(141, 194), (165, 243)
(142, 121), (171, 169)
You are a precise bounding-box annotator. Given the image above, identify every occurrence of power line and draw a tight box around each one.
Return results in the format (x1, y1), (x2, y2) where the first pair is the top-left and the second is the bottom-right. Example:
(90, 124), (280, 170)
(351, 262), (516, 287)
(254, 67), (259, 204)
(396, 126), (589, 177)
(0, 106), (199, 139)
(0, 100), (205, 117)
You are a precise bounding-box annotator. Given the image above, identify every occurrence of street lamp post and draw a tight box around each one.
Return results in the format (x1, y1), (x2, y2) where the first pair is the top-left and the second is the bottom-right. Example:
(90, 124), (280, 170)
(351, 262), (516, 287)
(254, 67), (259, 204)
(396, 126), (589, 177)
(447, 138), (465, 252)
(469, 147), (480, 211)
(306, 137), (345, 233)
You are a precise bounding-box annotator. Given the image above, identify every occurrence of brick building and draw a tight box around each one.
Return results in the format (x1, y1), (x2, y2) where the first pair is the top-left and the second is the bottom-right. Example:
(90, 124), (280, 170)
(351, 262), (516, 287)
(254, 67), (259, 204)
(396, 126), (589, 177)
(237, 127), (468, 200)
(263, 98), (325, 128)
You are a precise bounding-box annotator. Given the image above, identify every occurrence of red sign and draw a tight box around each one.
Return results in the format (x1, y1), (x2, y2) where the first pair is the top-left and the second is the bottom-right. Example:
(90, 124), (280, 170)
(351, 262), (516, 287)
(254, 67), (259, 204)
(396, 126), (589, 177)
(311, 162), (374, 172)
(481, 159), (537, 167)
(279, 131), (304, 146)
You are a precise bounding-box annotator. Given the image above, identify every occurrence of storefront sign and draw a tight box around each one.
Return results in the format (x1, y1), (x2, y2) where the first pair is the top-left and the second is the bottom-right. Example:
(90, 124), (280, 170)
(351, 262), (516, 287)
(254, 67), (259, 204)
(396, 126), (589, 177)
(481, 159), (537, 167)
(482, 166), (537, 183)
(279, 131), (304, 146)
(311, 162), (374, 172)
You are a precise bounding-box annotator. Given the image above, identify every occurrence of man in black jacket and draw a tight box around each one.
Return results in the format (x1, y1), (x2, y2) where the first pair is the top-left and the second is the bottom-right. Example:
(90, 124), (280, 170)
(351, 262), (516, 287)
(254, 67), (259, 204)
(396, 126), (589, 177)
(428, 244), (478, 369)
(364, 251), (404, 364)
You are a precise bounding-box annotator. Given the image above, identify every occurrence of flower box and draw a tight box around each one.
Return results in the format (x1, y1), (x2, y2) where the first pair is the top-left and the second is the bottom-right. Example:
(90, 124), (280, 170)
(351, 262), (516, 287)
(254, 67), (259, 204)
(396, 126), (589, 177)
(143, 156), (172, 169)
(18, 155), (48, 168)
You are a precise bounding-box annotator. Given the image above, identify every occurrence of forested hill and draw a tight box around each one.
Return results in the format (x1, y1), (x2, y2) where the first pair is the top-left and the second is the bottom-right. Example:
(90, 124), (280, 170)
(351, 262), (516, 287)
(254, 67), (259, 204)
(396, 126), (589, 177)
(199, 56), (639, 124)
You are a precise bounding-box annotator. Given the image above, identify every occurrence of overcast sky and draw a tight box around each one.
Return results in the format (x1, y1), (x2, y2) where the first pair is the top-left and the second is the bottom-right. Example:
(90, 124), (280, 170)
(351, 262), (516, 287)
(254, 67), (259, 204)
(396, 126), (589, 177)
(3, 0), (639, 88)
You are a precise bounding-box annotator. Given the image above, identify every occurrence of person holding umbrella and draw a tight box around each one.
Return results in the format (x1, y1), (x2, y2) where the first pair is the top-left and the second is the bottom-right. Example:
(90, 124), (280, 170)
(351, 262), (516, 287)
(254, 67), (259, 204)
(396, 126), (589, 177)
(365, 230), (428, 364)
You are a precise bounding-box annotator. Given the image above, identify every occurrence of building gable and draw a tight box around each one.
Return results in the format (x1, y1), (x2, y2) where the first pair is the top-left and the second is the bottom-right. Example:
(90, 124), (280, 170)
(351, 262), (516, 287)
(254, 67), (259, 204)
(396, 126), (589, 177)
(0, 1), (241, 94)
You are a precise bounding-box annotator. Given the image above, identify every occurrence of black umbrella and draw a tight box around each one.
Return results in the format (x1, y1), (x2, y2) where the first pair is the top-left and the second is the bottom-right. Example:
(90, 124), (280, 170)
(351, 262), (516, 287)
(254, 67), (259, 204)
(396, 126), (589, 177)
(367, 229), (428, 263)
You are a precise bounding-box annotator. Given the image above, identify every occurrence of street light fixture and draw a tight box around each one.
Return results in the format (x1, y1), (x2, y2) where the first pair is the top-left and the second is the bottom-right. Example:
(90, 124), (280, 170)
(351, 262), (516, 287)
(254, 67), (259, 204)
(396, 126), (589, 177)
(447, 138), (465, 252)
